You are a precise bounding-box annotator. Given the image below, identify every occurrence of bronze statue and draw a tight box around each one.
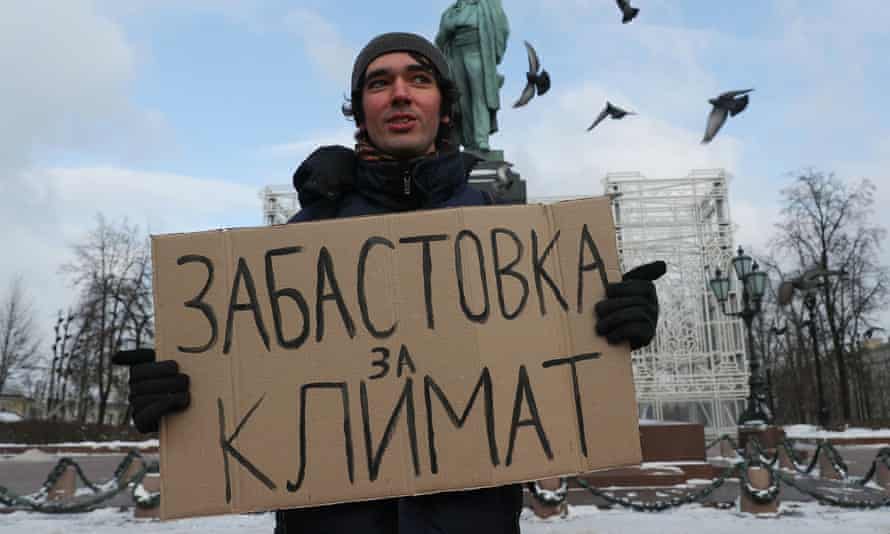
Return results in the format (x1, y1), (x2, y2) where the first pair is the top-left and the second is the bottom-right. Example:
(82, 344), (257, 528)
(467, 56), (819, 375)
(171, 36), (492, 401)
(436, 0), (509, 154)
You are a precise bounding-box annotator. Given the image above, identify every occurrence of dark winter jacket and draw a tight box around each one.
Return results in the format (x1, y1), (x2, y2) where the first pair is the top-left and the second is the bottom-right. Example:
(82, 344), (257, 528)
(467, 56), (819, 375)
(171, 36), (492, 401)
(276, 147), (523, 534)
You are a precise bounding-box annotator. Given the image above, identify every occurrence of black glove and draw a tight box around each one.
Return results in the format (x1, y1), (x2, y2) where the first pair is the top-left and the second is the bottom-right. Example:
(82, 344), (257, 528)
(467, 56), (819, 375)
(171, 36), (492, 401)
(594, 261), (666, 350)
(112, 348), (190, 433)
(293, 145), (356, 207)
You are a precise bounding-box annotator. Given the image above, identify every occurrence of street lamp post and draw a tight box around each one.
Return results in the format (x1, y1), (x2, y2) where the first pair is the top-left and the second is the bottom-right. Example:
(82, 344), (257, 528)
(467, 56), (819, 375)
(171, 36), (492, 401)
(803, 291), (830, 428)
(709, 246), (773, 427)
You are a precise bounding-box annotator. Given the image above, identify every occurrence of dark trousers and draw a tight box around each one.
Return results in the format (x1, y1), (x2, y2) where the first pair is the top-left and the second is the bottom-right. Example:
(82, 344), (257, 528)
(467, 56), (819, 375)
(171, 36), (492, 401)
(275, 485), (523, 534)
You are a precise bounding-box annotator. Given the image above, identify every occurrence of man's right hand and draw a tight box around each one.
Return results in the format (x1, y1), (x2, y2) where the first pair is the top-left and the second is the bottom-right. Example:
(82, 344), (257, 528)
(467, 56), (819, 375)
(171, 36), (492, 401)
(112, 348), (190, 433)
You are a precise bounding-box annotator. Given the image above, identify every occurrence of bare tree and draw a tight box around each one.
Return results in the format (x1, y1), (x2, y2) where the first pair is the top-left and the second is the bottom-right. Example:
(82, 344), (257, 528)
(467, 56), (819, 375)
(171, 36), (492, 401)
(0, 277), (40, 395)
(770, 170), (889, 423)
(61, 215), (154, 424)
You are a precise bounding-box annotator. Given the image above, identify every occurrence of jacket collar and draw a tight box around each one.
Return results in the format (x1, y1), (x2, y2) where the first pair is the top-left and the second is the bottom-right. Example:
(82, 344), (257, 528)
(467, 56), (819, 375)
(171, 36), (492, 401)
(354, 150), (479, 211)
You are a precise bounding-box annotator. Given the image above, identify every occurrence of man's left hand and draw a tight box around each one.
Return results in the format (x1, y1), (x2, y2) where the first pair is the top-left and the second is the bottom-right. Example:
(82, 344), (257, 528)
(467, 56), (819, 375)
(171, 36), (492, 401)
(594, 261), (666, 351)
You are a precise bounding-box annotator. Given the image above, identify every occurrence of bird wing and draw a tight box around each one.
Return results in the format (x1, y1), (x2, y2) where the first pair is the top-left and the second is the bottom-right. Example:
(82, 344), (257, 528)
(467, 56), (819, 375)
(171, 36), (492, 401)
(513, 82), (536, 108)
(702, 106), (728, 143)
(616, 0), (629, 10)
(587, 107), (610, 131)
(608, 102), (633, 117)
(523, 40), (540, 74)
(720, 88), (754, 99)
(623, 6), (639, 23)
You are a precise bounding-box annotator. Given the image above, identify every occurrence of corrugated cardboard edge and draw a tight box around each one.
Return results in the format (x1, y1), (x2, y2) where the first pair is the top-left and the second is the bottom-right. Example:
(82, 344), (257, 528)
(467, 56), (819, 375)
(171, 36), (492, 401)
(152, 234), (168, 520)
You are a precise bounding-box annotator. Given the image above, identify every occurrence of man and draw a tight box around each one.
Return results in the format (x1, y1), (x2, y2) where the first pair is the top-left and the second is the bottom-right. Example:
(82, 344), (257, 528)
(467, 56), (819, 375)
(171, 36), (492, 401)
(114, 32), (663, 534)
(436, 0), (509, 153)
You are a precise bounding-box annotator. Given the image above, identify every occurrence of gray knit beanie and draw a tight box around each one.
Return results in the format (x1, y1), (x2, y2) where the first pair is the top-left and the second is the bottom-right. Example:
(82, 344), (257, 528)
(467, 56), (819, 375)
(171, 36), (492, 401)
(350, 32), (451, 93)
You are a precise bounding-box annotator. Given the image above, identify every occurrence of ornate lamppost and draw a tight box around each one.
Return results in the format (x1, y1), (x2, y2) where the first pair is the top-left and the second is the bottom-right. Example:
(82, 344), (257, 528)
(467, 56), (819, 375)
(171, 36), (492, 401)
(709, 246), (772, 427)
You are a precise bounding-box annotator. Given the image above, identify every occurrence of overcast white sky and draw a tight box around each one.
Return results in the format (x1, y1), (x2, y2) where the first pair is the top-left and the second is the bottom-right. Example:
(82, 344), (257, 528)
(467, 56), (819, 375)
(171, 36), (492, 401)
(2, 0), (889, 355)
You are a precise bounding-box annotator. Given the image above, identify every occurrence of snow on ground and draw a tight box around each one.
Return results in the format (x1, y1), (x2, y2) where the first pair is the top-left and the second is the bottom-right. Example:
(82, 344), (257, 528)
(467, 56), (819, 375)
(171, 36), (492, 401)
(785, 425), (890, 440)
(0, 412), (22, 423)
(0, 503), (888, 534)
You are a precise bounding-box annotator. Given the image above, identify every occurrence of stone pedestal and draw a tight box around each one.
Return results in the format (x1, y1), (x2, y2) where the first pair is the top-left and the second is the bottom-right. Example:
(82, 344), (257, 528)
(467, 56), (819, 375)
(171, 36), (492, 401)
(134, 473), (161, 519)
(527, 478), (568, 519)
(639, 420), (706, 462)
(48, 465), (76, 501)
(739, 466), (779, 514)
(466, 156), (527, 204)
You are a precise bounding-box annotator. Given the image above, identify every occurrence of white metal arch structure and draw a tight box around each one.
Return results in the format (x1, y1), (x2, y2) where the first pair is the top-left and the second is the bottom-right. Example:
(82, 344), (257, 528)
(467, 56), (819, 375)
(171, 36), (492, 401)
(602, 169), (748, 437)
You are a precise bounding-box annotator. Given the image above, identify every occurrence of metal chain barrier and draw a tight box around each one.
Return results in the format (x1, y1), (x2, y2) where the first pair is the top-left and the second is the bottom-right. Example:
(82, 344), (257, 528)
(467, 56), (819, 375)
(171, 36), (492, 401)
(572, 436), (890, 512)
(0, 451), (159, 513)
(574, 463), (740, 512)
(774, 469), (890, 509)
(4, 441), (889, 514)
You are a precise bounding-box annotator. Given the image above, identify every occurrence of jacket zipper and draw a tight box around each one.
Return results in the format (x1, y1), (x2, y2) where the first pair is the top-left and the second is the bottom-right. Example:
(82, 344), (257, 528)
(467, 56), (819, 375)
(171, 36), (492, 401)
(403, 169), (411, 196)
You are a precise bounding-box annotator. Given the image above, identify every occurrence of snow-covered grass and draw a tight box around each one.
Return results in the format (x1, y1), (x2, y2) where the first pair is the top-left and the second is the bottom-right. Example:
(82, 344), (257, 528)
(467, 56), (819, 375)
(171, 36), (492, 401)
(0, 503), (888, 533)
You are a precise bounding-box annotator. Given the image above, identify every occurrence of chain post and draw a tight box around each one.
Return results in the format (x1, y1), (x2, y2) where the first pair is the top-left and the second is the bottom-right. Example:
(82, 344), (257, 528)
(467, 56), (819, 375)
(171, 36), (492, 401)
(739, 464), (779, 514)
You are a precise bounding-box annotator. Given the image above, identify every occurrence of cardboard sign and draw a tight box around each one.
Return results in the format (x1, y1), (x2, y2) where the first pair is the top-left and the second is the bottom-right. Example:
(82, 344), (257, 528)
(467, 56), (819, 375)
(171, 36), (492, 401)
(151, 197), (640, 520)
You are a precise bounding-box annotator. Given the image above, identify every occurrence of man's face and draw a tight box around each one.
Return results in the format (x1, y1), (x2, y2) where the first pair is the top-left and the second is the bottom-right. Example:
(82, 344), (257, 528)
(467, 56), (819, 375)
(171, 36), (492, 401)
(360, 52), (446, 159)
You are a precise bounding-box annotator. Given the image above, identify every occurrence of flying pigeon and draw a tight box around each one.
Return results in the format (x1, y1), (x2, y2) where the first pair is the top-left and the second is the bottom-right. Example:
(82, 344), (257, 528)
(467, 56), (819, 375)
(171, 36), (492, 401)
(701, 89), (753, 144)
(587, 101), (636, 132)
(513, 40), (551, 108)
(616, 0), (640, 24)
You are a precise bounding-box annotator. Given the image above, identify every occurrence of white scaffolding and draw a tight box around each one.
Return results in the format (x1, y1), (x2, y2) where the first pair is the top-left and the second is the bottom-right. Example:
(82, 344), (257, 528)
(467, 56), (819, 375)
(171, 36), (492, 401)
(602, 169), (748, 437)
(260, 185), (299, 225)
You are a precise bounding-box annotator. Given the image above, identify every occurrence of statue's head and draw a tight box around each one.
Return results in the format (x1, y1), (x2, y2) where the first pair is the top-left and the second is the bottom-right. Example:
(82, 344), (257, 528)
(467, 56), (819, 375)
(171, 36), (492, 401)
(343, 32), (460, 157)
